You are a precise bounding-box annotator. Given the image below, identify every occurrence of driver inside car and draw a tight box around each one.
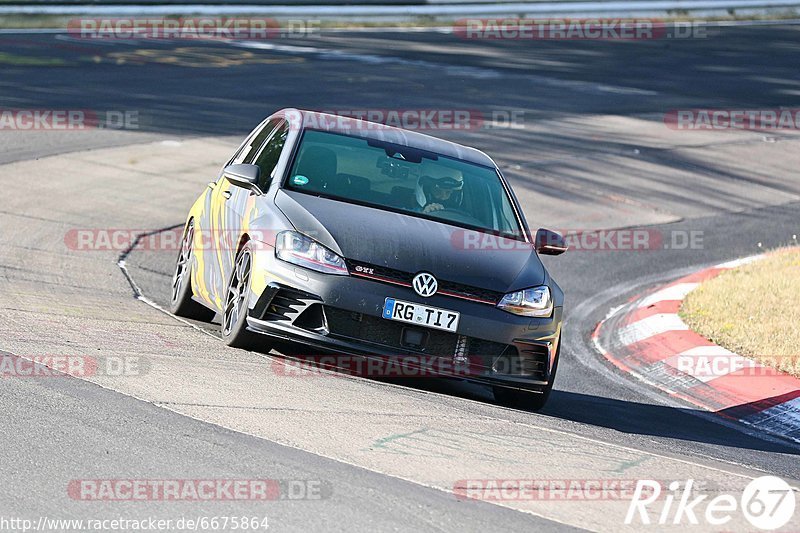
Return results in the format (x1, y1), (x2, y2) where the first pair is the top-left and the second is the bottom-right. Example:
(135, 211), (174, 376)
(415, 167), (464, 214)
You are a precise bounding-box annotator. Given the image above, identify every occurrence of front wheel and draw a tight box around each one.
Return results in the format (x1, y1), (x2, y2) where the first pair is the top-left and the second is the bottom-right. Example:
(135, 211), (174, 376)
(221, 241), (265, 350)
(170, 221), (215, 321)
(493, 345), (560, 411)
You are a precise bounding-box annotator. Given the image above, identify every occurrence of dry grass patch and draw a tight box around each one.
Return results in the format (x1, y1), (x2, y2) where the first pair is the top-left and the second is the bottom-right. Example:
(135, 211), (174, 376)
(680, 247), (800, 377)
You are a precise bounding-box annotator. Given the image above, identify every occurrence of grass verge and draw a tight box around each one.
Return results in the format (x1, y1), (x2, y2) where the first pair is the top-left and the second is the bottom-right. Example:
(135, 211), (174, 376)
(680, 247), (800, 378)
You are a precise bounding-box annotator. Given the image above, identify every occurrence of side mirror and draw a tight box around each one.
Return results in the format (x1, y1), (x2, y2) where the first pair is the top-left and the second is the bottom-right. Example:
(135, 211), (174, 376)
(535, 228), (568, 255)
(223, 164), (260, 190)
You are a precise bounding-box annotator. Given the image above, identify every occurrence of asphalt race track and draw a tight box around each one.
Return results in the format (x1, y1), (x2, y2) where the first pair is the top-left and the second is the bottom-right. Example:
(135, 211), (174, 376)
(1, 24), (799, 531)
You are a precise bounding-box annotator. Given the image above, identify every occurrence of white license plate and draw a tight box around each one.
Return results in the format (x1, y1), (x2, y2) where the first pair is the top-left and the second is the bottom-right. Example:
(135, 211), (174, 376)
(382, 298), (460, 333)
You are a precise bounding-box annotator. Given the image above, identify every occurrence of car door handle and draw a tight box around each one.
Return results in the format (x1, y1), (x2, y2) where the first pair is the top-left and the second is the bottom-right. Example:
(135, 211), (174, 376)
(222, 191), (232, 199)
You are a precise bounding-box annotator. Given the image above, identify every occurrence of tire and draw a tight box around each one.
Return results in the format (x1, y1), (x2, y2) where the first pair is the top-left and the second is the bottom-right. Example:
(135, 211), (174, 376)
(221, 241), (264, 350)
(493, 344), (560, 411)
(170, 221), (216, 321)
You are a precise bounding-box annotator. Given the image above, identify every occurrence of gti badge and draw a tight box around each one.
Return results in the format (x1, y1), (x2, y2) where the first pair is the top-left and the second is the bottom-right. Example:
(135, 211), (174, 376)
(412, 272), (438, 297)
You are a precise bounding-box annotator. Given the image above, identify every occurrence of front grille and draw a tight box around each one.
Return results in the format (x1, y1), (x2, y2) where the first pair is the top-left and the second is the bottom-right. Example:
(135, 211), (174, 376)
(345, 259), (503, 304)
(324, 306), (518, 363)
(325, 307), (458, 355)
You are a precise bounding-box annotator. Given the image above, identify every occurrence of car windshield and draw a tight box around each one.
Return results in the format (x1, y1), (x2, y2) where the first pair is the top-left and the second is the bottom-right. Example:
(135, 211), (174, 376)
(285, 129), (523, 236)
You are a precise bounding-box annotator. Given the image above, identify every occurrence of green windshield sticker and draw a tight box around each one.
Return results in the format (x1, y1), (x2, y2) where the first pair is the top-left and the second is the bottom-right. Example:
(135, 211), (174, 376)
(292, 175), (309, 186)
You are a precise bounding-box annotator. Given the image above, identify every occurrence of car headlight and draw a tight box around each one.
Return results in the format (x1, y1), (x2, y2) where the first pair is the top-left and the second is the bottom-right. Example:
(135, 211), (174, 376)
(275, 231), (348, 275)
(497, 286), (552, 317)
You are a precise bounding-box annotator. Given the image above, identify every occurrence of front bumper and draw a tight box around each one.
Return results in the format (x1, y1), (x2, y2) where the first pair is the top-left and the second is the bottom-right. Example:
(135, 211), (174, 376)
(246, 244), (562, 391)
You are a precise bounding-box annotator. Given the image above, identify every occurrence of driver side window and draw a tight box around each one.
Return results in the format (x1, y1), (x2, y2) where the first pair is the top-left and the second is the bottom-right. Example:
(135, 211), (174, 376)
(252, 121), (289, 190)
(230, 119), (280, 166)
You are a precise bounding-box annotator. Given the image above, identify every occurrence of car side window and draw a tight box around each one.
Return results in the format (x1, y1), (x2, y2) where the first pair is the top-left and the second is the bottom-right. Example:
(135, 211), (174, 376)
(253, 121), (289, 190)
(231, 119), (280, 165)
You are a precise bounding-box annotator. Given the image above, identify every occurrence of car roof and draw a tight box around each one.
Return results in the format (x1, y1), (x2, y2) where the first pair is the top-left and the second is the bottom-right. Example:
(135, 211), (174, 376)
(274, 108), (497, 168)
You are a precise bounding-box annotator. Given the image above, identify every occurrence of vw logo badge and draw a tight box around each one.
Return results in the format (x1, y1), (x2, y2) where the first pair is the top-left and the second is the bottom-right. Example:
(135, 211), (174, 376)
(412, 272), (438, 297)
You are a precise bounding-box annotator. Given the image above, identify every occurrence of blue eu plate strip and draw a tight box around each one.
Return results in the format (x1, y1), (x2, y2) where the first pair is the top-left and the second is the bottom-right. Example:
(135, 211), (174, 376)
(382, 298), (395, 319)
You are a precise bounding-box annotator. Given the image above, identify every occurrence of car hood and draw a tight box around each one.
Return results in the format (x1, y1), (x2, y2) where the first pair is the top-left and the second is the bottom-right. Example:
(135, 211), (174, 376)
(274, 190), (544, 293)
